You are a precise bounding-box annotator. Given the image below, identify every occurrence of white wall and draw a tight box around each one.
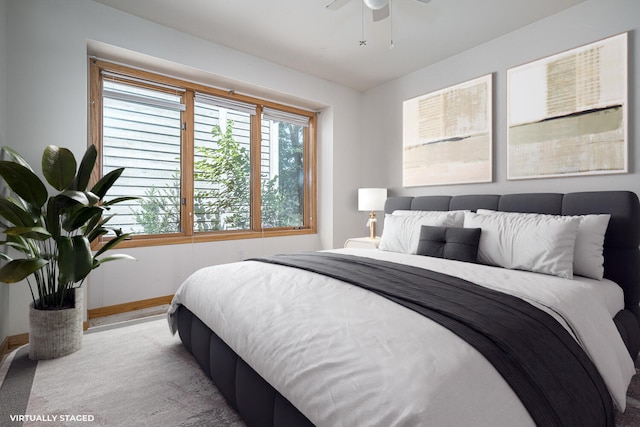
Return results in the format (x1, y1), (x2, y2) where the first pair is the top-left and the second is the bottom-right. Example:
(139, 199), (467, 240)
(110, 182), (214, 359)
(4, 0), (365, 335)
(362, 0), (640, 199)
(0, 0), (9, 346)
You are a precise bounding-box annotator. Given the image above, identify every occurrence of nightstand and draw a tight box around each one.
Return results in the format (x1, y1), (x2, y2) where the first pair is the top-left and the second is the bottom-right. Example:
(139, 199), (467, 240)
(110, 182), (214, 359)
(344, 237), (381, 249)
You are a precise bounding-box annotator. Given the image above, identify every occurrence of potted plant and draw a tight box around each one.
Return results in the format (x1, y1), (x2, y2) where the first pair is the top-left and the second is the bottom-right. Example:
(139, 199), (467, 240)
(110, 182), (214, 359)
(0, 145), (136, 360)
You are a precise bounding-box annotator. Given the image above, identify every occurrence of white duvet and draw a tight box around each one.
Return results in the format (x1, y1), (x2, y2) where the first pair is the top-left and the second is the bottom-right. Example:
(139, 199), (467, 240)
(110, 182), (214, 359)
(168, 248), (635, 427)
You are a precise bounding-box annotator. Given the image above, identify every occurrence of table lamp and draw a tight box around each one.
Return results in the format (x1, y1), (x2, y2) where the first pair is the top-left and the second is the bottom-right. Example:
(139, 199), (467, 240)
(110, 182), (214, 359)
(358, 188), (387, 239)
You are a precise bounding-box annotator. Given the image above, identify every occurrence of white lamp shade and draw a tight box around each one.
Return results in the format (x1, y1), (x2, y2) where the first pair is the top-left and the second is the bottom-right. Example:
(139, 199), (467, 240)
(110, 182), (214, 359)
(363, 0), (389, 10)
(358, 188), (387, 211)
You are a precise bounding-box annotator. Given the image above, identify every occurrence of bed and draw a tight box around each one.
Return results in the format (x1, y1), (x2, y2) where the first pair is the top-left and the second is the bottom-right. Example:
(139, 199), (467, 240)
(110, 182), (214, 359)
(168, 191), (640, 427)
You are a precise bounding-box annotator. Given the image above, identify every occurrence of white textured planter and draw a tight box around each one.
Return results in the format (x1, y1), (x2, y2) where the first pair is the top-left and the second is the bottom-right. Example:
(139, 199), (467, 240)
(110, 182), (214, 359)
(28, 288), (83, 360)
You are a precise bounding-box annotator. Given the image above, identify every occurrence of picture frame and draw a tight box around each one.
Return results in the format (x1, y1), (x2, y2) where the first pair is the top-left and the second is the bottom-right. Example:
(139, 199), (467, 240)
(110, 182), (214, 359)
(402, 74), (492, 187)
(507, 32), (628, 180)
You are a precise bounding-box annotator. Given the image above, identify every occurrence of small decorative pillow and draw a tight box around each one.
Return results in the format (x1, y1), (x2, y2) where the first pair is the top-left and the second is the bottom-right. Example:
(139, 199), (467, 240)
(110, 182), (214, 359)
(379, 212), (463, 254)
(416, 226), (481, 263)
(476, 209), (610, 280)
(464, 211), (581, 279)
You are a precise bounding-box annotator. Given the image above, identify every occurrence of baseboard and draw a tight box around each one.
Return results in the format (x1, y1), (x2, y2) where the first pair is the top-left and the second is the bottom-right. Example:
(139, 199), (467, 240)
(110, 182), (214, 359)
(8, 333), (29, 351)
(88, 295), (174, 320)
(0, 335), (8, 361)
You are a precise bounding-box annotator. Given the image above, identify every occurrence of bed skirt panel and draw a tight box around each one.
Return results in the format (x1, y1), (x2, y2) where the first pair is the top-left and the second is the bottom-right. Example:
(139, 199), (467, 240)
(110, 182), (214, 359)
(176, 305), (315, 427)
(614, 309), (640, 358)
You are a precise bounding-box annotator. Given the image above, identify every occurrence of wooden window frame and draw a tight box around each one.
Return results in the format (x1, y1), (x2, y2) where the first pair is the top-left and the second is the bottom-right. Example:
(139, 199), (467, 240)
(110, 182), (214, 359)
(89, 58), (317, 249)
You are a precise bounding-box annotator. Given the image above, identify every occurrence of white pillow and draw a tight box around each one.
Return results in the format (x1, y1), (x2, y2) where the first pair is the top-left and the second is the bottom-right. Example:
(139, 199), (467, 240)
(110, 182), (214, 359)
(464, 211), (581, 278)
(380, 212), (461, 254)
(572, 214), (610, 279)
(391, 210), (467, 227)
(476, 210), (610, 280)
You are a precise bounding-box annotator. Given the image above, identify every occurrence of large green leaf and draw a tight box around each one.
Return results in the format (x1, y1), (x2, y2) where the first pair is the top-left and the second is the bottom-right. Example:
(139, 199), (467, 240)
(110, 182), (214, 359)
(0, 239), (30, 254)
(93, 232), (131, 258)
(55, 190), (90, 207)
(0, 161), (48, 209)
(56, 236), (73, 285)
(74, 145), (97, 191)
(84, 214), (114, 242)
(42, 145), (76, 191)
(83, 211), (104, 238)
(93, 253), (136, 269)
(91, 168), (124, 200)
(57, 236), (92, 283)
(2, 146), (35, 172)
(71, 235), (93, 282)
(62, 206), (104, 233)
(84, 191), (100, 206)
(4, 226), (51, 241)
(45, 198), (61, 239)
(87, 229), (108, 244)
(0, 258), (48, 283)
(103, 196), (140, 206)
(0, 198), (34, 227)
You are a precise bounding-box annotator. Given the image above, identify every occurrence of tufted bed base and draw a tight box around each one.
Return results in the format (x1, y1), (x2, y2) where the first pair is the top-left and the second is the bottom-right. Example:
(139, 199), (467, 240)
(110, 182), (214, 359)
(176, 304), (314, 427)
(176, 304), (639, 427)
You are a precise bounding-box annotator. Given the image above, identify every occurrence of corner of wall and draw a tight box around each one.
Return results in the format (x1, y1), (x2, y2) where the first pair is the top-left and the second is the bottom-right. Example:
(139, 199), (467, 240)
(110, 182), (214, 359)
(317, 106), (335, 249)
(0, 0), (10, 347)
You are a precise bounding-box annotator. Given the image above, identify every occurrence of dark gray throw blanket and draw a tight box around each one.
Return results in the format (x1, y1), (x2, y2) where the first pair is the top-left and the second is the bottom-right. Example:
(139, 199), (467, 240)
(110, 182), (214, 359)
(251, 252), (614, 427)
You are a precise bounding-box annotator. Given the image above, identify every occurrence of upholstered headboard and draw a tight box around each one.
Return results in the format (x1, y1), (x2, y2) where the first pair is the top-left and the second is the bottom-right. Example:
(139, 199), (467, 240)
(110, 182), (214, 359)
(385, 191), (640, 356)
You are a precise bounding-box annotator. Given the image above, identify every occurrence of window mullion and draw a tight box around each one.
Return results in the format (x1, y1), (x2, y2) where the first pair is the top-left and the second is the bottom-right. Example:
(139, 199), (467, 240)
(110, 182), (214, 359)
(182, 90), (195, 237)
(89, 59), (103, 191)
(306, 116), (317, 230)
(250, 105), (263, 231)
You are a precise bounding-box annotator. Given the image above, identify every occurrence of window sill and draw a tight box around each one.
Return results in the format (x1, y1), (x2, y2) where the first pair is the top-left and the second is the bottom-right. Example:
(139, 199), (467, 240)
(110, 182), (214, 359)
(94, 228), (316, 250)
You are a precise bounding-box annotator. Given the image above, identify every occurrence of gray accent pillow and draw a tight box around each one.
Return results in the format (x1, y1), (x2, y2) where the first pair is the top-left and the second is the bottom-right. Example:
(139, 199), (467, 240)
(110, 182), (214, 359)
(416, 226), (481, 263)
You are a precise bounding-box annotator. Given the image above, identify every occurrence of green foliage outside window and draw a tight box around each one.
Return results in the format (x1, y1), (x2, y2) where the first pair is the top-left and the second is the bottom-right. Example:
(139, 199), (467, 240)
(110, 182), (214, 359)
(132, 177), (180, 235)
(194, 121), (251, 230)
(261, 122), (304, 228)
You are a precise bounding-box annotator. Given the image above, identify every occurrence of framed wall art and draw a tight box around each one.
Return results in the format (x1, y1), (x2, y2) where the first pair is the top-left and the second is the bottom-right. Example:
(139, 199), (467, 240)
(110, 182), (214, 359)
(507, 32), (627, 180)
(402, 74), (493, 187)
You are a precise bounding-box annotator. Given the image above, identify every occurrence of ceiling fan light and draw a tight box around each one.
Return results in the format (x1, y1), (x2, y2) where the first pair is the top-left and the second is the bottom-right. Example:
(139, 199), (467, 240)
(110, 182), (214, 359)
(363, 0), (388, 10)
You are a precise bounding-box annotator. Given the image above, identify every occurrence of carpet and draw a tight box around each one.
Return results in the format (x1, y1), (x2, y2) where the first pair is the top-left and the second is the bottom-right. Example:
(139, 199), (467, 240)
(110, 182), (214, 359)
(0, 317), (244, 427)
(1, 316), (639, 426)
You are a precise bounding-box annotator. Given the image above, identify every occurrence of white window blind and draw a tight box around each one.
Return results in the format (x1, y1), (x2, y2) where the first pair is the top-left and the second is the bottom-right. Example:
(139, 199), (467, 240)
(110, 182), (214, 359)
(103, 88), (185, 111)
(195, 93), (257, 116)
(102, 72), (185, 112)
(262, 108), (310, 127)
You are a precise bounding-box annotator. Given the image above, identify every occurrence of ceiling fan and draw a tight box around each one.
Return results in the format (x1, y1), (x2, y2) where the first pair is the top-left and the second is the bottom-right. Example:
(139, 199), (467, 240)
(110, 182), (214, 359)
(327, 0), (431, 22)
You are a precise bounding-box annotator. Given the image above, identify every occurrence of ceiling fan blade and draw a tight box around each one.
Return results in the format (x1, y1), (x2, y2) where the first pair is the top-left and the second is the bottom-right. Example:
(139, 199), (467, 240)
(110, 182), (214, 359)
(415, 0), (431, 3)
(326, 0), (351, 10)
(372, 3), (390, 21)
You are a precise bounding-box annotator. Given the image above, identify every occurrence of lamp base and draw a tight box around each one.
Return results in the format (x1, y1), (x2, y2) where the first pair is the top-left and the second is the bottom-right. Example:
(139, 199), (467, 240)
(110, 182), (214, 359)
(368, 212), (377, 239)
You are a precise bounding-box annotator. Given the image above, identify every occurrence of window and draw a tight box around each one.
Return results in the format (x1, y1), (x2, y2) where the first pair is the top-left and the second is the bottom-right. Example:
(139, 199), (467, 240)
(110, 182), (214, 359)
(90, 59), (316, 248)
(261, 108), (309, 229)
(193, 94), (253, 232)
